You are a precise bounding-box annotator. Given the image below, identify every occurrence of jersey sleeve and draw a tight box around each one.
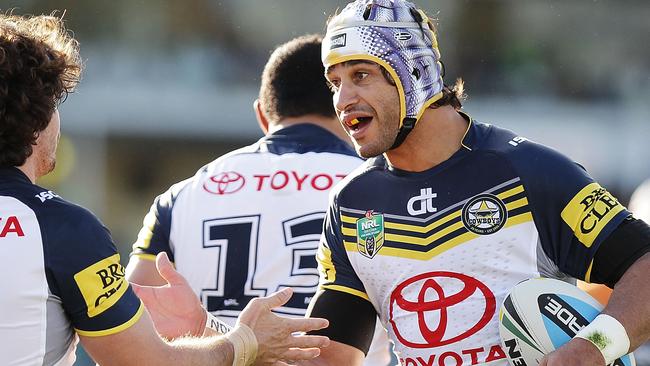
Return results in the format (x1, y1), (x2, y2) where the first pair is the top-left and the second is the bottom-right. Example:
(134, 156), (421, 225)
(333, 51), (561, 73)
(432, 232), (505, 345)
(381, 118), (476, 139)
(42, 203), (143, 337)
(316, 193), (369, 302)
(509, 141), (630, 281)
(130, 186), (176, 262)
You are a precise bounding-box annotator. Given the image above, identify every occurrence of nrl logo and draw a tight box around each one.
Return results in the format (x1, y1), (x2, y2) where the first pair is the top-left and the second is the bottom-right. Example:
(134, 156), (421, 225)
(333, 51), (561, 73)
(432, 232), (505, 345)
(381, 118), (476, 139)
(356, 210), (385, 259)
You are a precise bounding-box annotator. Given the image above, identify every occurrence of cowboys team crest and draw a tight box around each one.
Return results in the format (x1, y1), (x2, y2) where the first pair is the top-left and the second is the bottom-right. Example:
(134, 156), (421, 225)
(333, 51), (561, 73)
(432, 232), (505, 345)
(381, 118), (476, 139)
(462, 194), (508, 235)
(356, 210), (385, 259)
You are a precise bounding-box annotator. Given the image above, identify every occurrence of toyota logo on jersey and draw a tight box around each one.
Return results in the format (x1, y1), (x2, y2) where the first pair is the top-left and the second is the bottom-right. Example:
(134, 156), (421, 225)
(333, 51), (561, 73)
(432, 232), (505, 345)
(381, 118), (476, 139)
(203, 172), (246, 195)
(389, 271), (496, 348)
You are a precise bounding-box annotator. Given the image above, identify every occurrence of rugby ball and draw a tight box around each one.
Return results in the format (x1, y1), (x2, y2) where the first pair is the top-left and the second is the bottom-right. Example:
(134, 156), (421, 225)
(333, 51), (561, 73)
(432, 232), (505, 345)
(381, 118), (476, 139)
(498, 278), (635, 366)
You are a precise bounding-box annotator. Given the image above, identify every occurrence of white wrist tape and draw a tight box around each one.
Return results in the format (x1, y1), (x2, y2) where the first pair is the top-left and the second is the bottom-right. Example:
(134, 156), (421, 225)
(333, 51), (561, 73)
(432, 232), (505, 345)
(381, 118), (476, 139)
(226, 324), (258, 366)
(575, 314), (630, 365)
(205, 311), (232, 335)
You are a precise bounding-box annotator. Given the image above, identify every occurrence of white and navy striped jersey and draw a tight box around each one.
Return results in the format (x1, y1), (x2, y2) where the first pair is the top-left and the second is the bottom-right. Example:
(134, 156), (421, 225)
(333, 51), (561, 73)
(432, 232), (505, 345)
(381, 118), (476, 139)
(131, 124), (393, 365)
(0, 167), (143, 366)
(317, 118), (632, 366)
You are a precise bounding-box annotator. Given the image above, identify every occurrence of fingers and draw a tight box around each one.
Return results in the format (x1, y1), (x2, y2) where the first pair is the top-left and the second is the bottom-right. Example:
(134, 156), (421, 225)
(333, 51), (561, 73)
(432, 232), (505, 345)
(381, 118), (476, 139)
(258, 287), (293, 309)
(155, 252), (186, 286)
(285, 317), (329, 333)
(287, 334), (330, 349)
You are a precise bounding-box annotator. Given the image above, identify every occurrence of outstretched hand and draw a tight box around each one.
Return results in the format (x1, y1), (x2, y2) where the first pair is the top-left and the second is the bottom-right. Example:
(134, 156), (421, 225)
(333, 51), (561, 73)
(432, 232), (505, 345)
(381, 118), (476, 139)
(130, 252), (331, 365)
(130, 252), (206, 339)
(238, 288), (330, 365)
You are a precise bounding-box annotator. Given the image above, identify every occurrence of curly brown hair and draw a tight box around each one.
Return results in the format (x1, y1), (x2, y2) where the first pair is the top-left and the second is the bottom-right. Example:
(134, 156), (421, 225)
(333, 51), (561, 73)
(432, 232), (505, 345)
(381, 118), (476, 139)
(0, 13), (82, 168)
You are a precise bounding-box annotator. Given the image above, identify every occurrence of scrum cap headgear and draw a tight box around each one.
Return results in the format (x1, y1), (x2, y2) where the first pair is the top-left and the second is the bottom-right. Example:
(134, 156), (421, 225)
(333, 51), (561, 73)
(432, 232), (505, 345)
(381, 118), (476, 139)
(322, 0), (444, 149)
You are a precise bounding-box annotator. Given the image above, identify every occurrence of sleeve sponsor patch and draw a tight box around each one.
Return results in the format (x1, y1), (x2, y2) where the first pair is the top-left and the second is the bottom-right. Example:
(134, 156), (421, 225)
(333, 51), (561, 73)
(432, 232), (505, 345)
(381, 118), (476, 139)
(74, 254), (129, 318)
(561, 183), (625, 248)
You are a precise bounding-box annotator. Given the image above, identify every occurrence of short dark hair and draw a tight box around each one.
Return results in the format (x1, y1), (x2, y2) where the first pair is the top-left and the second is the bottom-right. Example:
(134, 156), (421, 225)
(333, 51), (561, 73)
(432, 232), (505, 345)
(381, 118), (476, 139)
(259, 34), (335, 123)
(0, 14), (82, 168)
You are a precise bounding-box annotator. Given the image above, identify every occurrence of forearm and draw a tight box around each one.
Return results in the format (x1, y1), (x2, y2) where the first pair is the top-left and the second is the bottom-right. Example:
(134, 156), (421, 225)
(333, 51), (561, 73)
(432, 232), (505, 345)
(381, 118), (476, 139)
(114, 335), (235, 366)
(165, 335), (234, 365)
(81, 311), (235, 366)
(601, 252), (650, 350)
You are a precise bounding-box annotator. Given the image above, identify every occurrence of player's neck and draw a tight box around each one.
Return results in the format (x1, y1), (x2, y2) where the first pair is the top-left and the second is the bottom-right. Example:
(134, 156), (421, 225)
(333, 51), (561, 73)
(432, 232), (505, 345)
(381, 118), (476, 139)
(384, 106), (468, 172)
(269, 115), (351, 145)
(16, 157), (39, 184)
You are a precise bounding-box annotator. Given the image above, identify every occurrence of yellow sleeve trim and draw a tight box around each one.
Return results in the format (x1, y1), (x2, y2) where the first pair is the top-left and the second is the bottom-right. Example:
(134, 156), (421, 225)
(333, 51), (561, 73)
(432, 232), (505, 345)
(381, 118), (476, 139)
(131, 253), (158, 262)
(584, 259), (594, 283)
(320, 284), (369, 301)
(131, 253), (176, 267)
(75, 301), (144, 337)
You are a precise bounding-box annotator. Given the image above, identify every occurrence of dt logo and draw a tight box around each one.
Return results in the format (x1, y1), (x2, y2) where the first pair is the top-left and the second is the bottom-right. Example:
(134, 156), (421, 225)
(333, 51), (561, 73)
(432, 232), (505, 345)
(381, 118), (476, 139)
(389, 271), (495, 348)
(203, 172), (246, 195)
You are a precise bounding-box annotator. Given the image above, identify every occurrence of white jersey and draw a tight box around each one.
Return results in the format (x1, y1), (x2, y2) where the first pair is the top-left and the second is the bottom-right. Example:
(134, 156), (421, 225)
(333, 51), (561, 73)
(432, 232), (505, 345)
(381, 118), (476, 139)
(0, 168), (142, 366)
(317, 121), (631, 365)
(132, 124), (393, 365)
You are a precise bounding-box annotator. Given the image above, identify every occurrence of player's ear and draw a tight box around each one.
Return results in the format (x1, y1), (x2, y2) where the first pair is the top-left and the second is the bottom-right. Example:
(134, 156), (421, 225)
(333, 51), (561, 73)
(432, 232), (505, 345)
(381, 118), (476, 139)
(254, 99), (269, 134)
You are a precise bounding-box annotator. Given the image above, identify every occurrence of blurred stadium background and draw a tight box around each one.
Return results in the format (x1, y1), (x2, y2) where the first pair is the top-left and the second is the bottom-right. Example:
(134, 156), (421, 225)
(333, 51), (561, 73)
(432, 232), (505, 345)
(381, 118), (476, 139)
(3, 0), (649, 365)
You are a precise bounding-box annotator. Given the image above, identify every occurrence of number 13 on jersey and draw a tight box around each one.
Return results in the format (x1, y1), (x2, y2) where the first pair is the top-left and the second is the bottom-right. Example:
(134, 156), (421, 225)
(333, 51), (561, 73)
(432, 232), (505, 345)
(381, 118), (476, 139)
(200, 212), (323, 318)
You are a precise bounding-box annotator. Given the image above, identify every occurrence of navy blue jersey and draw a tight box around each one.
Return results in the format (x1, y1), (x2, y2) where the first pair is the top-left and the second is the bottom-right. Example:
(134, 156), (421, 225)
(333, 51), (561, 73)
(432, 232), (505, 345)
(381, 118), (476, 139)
(0, 168), (142, 365)
(316, 118), (629, 365)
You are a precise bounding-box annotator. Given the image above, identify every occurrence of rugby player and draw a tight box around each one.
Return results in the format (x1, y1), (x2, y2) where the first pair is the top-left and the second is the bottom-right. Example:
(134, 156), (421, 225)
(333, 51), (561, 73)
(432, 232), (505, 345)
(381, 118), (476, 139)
(125, 34), (393, 365)
(0, 13), (329, 366)
(303, 1), (650, 365)
(116, 1), (650, 365)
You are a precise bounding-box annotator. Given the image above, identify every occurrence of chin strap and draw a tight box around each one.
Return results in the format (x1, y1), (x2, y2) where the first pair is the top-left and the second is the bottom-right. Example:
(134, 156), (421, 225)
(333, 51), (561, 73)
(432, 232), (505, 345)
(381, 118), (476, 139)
(390, 117), (417, 150)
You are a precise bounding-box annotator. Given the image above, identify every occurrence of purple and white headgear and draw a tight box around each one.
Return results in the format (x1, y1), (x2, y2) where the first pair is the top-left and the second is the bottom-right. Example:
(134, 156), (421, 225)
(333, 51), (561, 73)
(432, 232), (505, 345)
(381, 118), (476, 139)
(323, 0), (444, 149)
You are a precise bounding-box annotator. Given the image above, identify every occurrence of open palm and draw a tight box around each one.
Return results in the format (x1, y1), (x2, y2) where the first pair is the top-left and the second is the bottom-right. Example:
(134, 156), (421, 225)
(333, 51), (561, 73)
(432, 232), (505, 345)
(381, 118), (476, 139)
(130, 252), (206, 339)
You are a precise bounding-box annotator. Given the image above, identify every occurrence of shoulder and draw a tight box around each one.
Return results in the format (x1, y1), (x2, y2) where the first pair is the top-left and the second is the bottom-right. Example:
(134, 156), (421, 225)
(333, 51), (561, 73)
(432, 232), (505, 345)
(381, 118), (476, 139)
(1, 184), (107, 256)
(18, 185), (105, 232)
(328, 157), (385, 203)
(475, 122), (588, 180)
(14, 186), (121, 278)
(0, 176), (108, 242)
(43, 200), (113, 255)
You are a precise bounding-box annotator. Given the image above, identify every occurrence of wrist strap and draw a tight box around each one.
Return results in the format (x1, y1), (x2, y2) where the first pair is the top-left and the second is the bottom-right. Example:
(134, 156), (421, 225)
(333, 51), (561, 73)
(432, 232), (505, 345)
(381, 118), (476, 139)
(205, 310), (232, 335)
(226, 324), (258, 366)
(575, 314), (630, 364)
